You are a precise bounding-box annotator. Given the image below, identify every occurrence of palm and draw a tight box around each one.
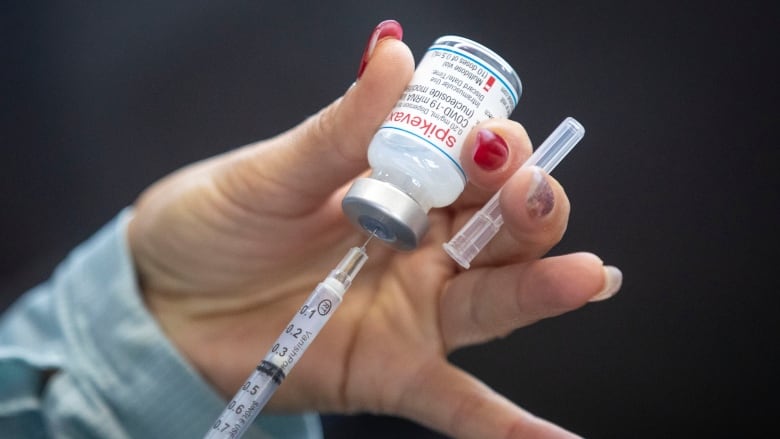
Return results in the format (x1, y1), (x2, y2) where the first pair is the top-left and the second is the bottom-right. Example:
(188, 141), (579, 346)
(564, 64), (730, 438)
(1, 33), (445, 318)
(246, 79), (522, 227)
(134, 165), (460, 414)
(307, 215), (456, 413)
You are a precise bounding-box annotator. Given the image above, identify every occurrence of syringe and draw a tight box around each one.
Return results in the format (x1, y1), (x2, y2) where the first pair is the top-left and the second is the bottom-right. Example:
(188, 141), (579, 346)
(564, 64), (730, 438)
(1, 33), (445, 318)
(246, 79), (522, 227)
(204, 238), (372, 439)
(443, 117), (585, 269)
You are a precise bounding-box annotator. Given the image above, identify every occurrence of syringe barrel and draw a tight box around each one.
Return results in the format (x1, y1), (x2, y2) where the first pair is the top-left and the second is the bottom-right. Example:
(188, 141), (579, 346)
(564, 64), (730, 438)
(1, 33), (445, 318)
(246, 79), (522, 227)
(203, 245), (369, 439)
(203, 369), (278, 439)
(204, 280), (344, 439)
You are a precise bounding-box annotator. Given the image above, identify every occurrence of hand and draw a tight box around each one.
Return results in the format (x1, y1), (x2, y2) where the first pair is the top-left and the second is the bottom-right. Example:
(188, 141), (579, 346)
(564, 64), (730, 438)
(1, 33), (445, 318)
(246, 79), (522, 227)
(128, 21), (621, 439)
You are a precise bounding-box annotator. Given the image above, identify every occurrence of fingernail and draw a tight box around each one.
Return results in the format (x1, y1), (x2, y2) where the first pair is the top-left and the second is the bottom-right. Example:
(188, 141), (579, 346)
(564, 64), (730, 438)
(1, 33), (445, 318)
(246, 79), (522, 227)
(526, 167), (554, 218)
(356, 20), (403, 79)
(472, 129), (509, 171)
(590, 266), (623, 302)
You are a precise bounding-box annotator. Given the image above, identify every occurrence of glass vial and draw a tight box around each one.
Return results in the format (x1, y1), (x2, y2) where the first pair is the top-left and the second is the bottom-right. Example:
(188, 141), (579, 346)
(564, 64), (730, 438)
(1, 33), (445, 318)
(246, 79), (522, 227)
(342, 35), (522, 250)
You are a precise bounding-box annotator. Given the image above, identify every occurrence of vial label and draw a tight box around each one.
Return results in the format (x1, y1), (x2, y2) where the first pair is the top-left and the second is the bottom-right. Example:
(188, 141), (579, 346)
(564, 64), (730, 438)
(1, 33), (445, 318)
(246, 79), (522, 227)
(380, 37), (520, 179)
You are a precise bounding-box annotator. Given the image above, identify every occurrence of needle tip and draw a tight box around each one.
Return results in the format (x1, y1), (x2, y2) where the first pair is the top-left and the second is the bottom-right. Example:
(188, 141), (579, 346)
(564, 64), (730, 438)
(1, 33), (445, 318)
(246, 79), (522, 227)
(361, 230), (377, 250)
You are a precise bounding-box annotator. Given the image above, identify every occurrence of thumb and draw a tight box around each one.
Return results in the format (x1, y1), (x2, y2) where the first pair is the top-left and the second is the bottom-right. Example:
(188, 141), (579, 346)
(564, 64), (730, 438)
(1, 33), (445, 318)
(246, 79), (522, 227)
(224, 25), (414, 215)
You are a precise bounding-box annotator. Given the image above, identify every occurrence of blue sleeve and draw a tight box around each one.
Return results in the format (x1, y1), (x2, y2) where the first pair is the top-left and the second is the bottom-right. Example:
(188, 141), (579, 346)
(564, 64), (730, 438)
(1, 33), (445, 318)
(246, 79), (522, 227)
(0, 209), (322, 439)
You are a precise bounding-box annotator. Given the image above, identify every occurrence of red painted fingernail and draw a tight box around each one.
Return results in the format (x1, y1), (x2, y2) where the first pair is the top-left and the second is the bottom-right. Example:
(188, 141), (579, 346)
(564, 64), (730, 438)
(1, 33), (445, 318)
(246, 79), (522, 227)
(472, 129), (509, 171)
(356, 20), (403, 80)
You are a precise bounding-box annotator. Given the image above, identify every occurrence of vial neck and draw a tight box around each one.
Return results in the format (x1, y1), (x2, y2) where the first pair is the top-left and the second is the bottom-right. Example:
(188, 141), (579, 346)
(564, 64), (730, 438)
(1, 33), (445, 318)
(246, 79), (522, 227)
(371, 169), (433, 212)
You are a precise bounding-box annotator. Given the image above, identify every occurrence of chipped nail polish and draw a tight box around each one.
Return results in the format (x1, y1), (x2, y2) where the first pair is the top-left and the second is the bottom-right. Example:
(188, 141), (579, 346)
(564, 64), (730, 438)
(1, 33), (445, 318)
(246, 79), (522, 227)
(526, 167), (554, 218)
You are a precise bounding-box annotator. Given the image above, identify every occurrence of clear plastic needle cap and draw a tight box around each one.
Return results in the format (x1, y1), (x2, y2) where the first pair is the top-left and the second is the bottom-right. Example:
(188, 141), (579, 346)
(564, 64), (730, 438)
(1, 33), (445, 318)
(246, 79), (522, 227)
(443, 117), (585, 269)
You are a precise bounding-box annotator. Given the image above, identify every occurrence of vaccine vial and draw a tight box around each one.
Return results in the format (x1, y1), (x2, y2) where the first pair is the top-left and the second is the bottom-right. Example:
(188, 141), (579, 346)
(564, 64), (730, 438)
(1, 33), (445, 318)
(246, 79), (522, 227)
(343, 35), (522, 250)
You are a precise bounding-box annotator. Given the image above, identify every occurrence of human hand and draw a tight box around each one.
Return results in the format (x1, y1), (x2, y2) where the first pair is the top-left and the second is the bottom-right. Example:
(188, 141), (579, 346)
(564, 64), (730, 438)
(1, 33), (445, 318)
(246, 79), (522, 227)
(128, 20), (621, 439)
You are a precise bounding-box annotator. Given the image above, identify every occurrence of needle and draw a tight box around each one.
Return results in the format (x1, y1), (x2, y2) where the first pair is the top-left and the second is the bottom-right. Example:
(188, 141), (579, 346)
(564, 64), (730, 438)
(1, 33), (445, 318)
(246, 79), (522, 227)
(361, 230), (377, 250)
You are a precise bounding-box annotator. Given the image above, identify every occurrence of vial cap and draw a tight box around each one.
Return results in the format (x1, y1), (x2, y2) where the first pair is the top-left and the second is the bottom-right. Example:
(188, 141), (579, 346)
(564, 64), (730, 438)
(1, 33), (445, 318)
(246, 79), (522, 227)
(342, 178), (429, 251)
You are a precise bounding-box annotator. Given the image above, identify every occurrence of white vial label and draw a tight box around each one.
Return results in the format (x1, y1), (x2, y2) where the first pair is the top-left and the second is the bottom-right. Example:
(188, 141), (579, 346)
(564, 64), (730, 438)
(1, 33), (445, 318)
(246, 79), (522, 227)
(380, 38), (520, 180)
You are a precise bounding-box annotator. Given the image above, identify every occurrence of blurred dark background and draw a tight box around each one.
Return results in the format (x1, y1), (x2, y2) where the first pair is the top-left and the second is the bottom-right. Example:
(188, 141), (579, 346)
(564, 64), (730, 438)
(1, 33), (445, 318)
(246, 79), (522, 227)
(1, 1), (776, 437)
